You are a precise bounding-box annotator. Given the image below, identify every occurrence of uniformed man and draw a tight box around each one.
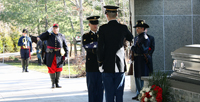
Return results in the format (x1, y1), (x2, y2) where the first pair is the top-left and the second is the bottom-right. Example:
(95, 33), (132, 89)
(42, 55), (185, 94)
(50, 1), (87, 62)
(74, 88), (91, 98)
(131, 20), (150, 100)
(82, 16), (104, 102)
(18, 29), (32, 72)
(38, 24), (68, 88)
(41, 40), (47, 64)
(145, 29), (155, 74)
(36, 37), (43, 65)
(97, 6), (133, 102)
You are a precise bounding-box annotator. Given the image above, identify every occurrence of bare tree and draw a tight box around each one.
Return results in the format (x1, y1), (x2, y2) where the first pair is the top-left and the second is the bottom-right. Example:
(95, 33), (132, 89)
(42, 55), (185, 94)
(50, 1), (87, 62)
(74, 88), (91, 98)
(68, 0), (85, 56)
(45, 0), (48, 31)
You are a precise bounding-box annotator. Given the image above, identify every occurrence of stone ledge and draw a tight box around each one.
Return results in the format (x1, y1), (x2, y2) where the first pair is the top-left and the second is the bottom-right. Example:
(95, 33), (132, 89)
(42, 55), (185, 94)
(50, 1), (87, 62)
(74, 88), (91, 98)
(170, 79), (200, 94)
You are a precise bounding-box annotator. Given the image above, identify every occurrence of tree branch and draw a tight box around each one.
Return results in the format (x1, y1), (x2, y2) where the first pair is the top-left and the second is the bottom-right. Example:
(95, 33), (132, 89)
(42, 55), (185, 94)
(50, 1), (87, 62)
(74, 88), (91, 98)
(68, 0), (77, 6)
(75, 0), (80, 8)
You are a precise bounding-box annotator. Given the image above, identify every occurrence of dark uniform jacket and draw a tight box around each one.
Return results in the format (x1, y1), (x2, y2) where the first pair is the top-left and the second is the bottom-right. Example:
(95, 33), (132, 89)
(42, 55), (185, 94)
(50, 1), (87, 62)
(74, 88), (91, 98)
(147, 34), (155, 74)
(147, 34), (155, 56)
(132, 32), (150, 77)
(82, 30), (99, 72)
(97, 20), (133, 73)
(36, 40), (43, 50)
(18, 36), (32, 59)
(39, 31), (68, 68)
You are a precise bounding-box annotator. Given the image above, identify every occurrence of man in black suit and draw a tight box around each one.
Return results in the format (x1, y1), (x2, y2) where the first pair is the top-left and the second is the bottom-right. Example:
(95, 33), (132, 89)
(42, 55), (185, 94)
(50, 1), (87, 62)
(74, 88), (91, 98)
(82, 16), (104, 102)
(97, 5), (133, 102)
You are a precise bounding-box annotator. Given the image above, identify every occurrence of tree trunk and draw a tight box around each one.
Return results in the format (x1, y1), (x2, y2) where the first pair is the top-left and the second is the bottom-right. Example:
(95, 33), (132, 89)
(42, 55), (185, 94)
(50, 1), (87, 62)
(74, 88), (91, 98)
(70, 41), (72, 57)
(45, 0), (48, 31)
(122, 0), (126, 24)
(73, 37), (77, 56)
(79, 0), (85, 56)
(100, 0), (106, 22)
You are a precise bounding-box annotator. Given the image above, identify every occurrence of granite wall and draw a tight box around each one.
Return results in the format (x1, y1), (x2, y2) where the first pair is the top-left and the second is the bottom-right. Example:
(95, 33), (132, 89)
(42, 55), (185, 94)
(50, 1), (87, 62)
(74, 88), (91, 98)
(133, 0), (200, 72)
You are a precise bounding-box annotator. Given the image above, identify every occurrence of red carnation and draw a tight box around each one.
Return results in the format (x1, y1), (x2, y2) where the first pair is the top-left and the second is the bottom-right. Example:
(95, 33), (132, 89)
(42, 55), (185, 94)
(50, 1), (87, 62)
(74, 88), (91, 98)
(156, 93), (162, 102)
(149, 47), (152, 51)
(158, 87), (163, 94)
(145, 92), (152, 98)
(151, 85), (156, 88)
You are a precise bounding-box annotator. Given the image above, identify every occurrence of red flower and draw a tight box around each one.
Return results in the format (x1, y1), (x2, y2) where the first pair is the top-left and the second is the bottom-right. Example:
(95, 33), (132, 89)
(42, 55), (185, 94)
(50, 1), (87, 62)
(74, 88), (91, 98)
(149, 47), (152, 51)
(151, 85), (163, 102)
(158, 87), (163, 94)
(156, 93), (162, 102)
(151, 85), (156, 88)
(145, 92), (152, 98)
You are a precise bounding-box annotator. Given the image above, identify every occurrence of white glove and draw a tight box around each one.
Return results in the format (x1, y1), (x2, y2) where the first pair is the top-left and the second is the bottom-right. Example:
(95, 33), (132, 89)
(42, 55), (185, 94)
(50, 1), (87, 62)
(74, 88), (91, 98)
(99, 66), (104, 73)
(65, 57), (68, 61)
(47, 27), (53, 33)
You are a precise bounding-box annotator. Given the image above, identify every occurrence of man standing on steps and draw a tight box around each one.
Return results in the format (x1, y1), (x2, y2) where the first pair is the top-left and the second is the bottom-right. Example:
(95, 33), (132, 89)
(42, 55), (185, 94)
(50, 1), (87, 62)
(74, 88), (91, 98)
(18, 29), (32, 73)
(97, 5), (133, 102)
(131, 20), (150, 100)
(82, 16), (104, 102)
(38, 24), (68, 88)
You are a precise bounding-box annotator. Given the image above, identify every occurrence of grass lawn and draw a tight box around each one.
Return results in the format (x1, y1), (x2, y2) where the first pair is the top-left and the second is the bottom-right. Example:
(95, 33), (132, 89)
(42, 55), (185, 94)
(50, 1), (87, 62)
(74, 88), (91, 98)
(6, 62), (79, 76)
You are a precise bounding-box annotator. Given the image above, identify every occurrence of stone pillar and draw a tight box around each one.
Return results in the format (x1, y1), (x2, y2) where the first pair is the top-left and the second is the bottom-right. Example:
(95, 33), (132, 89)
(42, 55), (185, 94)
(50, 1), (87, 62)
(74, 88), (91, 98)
(130, 0), (136, 92)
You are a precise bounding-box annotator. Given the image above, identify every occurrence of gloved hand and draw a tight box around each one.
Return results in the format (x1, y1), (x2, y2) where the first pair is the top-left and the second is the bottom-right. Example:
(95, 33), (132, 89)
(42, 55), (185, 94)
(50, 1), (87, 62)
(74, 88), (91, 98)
(62, 56), (65, 60)
(62, 56), (67, 61)
(47, 27), (53, 33)
(99, 66), (104, 73)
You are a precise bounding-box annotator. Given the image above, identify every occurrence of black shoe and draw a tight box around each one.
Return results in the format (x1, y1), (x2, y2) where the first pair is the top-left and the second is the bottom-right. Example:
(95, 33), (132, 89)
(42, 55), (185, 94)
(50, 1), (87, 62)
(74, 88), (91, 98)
(25, 70), (29, 72)
(51, 83), (55, 88)
(56, 84), (62, 88)
(132, 95), (138, 100)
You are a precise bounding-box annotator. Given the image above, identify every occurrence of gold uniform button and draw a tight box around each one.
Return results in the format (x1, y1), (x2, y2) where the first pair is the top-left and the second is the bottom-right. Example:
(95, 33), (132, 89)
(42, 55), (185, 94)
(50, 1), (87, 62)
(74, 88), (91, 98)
(91, 38), (93, 40)
(84, 39), (86, 41)
(91, 33), (93, 35)
(88, 58), (90, 60)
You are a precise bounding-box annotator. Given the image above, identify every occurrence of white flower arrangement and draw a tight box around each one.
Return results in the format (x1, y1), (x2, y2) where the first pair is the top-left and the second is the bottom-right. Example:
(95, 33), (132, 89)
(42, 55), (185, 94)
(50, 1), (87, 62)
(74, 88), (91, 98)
(138, 85), (163, 102)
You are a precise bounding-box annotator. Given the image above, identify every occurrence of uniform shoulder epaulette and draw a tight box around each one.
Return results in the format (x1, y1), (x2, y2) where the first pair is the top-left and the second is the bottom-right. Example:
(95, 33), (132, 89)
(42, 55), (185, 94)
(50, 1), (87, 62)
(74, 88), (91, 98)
(84, 33), (89, 35)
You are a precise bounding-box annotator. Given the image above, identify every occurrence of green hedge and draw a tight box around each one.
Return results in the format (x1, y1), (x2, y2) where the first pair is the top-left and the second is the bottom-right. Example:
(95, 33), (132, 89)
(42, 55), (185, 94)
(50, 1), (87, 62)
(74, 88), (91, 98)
(2, 36), (14, 52)
(0, 36), (3, 53)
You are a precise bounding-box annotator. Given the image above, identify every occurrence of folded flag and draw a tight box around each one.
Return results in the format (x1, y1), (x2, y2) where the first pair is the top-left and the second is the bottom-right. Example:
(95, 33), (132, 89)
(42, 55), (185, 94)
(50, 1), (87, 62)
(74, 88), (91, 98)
(83, 42), (98, 49)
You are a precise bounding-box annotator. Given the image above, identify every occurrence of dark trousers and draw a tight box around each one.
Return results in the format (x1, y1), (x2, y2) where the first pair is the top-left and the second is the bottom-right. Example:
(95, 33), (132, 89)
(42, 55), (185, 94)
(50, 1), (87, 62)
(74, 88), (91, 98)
(86, 72), (104, 102)
(135, 77), (144, 95)
(20, 49), (29, 59)
(102, 72), (125, 102)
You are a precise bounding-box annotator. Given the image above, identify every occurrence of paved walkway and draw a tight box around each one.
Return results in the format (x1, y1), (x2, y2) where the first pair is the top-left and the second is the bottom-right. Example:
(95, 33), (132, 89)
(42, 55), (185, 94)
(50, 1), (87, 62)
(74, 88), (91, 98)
(0, 51), (36, 58)
(0, 63), (138, 102)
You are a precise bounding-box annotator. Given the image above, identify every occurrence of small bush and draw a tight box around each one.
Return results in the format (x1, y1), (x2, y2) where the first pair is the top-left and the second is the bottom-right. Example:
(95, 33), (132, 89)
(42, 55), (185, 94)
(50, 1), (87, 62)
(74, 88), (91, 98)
(3, 36), (14, 52)
(9, 56), (15, 60)
(10, 30), (21, 52)
(0, 36), (3, 53)
(32, 53), (37, 56)
(14, 58), (19, 61)
(72, 55), (86, 76)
